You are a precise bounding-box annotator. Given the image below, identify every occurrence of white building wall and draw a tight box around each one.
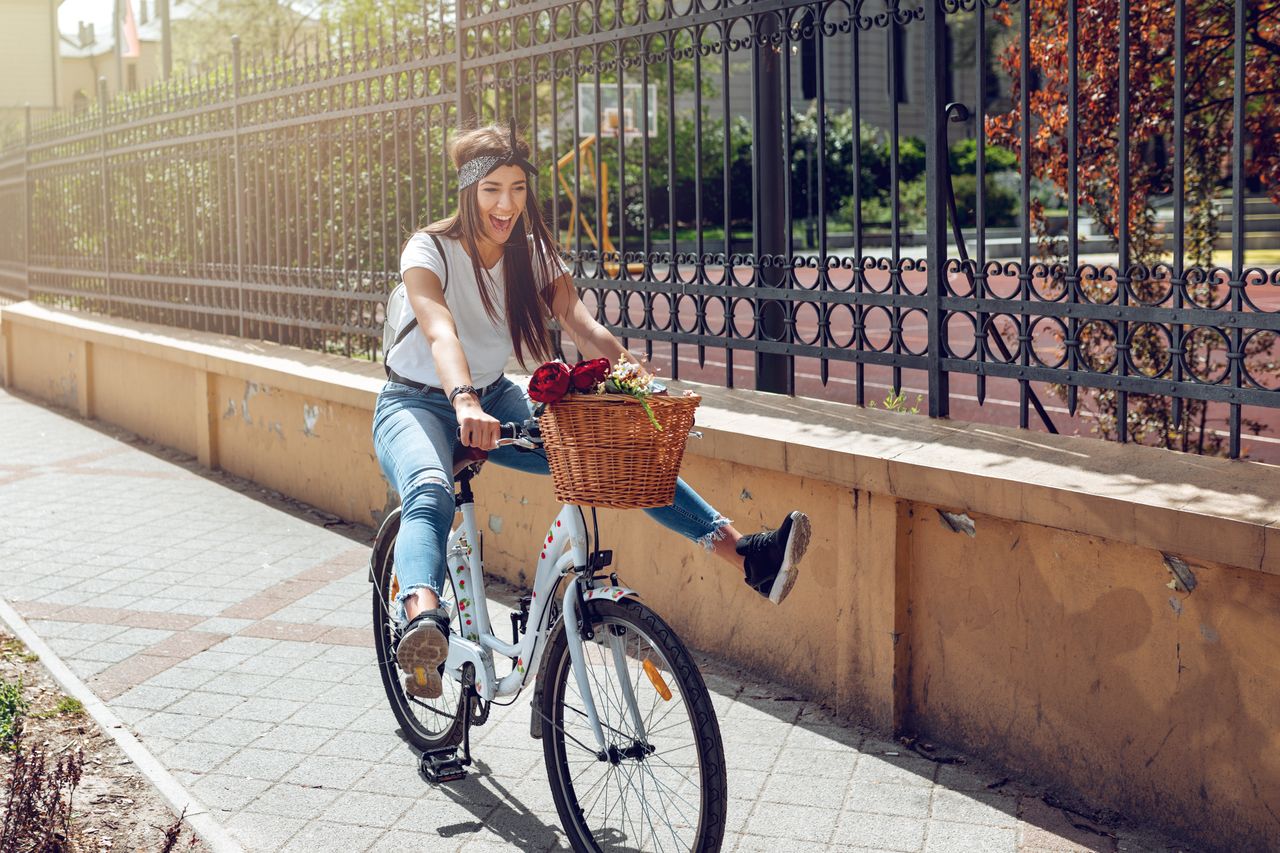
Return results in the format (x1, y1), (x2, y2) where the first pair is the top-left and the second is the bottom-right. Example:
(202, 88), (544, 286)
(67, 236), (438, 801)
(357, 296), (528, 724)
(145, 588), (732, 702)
(0, 0), (59, 121)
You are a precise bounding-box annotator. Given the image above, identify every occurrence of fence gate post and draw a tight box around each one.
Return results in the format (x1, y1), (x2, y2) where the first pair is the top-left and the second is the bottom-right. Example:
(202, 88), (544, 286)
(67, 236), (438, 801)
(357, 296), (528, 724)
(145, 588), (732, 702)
(753, 9), (793, 395)
(924, 3), (950, 418)
(97, 77), (113, 318)
(231, 36), (245, 338)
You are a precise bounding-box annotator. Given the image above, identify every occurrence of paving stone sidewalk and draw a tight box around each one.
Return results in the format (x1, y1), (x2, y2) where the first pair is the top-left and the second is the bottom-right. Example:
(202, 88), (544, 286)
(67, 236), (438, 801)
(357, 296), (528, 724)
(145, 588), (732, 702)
(0, 387), (1197, 853)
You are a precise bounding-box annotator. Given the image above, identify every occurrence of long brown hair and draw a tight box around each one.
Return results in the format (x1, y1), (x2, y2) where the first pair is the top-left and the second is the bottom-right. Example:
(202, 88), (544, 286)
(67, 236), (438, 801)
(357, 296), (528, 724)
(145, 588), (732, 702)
(420, 124), (560, 367)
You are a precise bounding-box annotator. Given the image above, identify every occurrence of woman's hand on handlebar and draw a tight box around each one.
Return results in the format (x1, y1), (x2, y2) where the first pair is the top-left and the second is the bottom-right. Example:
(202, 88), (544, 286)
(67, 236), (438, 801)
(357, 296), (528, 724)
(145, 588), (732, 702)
(455, 399), (502, 450)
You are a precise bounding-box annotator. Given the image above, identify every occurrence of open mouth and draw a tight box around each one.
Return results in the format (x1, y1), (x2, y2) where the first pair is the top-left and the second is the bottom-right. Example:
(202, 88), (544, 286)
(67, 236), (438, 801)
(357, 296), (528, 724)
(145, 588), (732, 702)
(489, 213), (514, 234)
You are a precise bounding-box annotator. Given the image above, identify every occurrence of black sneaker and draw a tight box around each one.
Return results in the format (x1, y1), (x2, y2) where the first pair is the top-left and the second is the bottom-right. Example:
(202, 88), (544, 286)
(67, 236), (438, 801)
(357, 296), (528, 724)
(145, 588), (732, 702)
(396, 608), (450, 699)
(736, 511), (811, 605)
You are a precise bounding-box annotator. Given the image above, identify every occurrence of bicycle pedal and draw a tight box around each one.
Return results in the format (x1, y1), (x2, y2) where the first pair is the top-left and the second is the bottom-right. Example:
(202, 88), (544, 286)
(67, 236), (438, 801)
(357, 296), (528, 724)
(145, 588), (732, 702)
(420, 749), (467, 784)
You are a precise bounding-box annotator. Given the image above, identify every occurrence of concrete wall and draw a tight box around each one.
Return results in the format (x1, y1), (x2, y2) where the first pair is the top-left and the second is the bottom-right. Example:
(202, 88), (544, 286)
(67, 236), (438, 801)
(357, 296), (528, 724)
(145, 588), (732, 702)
(3, 301), (1278, 851)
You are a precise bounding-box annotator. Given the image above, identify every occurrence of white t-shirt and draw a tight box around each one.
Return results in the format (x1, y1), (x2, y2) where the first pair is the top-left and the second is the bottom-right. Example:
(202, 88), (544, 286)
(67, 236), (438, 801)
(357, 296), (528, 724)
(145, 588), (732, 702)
(388, 233), (567, 388)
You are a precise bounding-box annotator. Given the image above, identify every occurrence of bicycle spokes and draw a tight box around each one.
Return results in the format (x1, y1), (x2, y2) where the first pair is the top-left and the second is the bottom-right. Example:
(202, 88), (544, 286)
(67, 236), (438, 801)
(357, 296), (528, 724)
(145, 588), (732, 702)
(554, 615), (710, 851)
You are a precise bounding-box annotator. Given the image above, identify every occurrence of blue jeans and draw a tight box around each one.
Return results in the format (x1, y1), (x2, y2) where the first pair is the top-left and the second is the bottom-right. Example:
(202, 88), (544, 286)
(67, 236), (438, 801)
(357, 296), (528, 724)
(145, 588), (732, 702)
(372, 377), (730, 607)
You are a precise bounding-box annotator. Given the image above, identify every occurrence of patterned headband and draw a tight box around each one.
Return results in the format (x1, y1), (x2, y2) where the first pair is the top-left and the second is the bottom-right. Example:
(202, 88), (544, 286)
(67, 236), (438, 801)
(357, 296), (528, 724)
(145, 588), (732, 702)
(457, 155), (505, 190)
(456, 121), (536, 191)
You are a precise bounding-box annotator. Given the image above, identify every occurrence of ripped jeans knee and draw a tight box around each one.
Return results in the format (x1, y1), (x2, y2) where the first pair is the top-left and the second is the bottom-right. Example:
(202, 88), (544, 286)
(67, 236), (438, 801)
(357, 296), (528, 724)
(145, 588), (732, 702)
(392, 474), (454, 614)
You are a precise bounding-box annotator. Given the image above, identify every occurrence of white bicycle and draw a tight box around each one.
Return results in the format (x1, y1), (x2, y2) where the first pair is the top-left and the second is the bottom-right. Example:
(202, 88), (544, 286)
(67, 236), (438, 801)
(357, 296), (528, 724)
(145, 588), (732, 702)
(369, 419), (728, 852)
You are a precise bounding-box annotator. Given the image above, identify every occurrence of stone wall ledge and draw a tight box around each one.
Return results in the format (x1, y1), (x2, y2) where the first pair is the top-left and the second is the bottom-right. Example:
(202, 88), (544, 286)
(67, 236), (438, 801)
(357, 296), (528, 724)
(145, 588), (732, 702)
(1, 301), (386, 409)
(6, 300), (1275, 576)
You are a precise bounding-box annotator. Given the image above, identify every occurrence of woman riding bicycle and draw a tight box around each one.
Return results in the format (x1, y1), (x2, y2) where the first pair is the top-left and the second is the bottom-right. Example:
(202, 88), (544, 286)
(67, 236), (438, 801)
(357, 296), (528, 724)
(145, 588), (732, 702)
(372, 123), (811, 700)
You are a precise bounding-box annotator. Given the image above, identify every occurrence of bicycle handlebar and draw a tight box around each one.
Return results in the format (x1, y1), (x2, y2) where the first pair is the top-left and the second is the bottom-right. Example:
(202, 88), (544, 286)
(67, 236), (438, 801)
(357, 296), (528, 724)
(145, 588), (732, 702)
(457, 418), (699, 449)
(455, 419), (543, 449)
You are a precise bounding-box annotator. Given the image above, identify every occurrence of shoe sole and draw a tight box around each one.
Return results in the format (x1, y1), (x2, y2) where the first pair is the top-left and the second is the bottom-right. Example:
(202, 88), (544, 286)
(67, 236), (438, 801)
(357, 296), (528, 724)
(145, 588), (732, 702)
(397, 623), (449, 700)
(767, 511), (810, 605)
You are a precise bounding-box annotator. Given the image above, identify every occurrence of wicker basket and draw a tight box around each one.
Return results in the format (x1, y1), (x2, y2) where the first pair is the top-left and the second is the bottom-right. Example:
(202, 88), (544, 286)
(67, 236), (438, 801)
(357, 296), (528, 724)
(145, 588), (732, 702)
(539, 392), (701, 509)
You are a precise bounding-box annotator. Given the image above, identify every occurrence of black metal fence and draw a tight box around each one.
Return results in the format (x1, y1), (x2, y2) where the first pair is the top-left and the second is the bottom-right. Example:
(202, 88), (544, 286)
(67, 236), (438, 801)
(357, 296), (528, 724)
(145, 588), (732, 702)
(2, 0), (1277, 457)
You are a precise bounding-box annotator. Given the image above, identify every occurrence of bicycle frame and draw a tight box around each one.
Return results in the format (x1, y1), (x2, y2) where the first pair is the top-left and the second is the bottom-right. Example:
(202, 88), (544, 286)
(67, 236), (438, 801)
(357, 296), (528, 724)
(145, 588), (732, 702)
(440, 495), (634, 755)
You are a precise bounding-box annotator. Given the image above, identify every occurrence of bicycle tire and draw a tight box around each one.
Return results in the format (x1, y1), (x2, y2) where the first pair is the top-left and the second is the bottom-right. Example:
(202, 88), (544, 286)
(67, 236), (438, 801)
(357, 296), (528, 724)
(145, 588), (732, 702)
(540, 598), (728, 852)
(370, 510), (466, 751)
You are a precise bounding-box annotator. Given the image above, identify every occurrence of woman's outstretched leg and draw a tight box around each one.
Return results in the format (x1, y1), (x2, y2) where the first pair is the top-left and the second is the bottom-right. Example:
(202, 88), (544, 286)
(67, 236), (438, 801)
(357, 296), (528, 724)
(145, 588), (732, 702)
(642, 480), (810, 604)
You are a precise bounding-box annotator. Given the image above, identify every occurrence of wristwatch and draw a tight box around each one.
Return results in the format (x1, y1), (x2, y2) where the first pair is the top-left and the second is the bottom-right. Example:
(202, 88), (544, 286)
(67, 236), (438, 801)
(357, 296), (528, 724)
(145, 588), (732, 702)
(448, 384), (479, 405)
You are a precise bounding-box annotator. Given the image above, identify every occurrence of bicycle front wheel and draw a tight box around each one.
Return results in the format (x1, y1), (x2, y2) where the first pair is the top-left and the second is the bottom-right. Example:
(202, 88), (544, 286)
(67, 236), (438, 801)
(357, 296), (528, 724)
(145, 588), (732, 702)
(540, 598), (727, 853)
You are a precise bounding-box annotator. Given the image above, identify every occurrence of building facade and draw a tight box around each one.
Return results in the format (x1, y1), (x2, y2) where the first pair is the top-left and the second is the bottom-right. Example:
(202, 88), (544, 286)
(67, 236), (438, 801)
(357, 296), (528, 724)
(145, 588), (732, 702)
(0, 0), (60, 133)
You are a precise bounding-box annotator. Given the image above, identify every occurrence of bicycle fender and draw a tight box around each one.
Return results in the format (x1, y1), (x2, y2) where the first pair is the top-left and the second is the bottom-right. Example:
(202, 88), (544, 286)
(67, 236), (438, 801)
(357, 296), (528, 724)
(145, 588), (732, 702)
(583, 585), (642, 605)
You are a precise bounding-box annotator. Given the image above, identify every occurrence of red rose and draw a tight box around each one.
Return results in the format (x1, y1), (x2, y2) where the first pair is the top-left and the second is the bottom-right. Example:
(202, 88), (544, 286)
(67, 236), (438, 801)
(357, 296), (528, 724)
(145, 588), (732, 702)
(570, 358), (610, 393)
(528, 361), (571, 403)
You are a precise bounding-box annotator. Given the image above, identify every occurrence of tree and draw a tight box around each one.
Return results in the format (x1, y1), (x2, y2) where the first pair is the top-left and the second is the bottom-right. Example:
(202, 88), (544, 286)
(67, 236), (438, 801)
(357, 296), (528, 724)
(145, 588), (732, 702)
(172, 0), (327, 73)
(988, 0), (1280, 454)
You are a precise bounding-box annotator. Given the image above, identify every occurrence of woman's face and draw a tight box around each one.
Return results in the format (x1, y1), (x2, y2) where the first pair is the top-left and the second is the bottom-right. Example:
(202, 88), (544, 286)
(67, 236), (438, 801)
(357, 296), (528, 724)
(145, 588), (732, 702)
(473, 164), (528, 247)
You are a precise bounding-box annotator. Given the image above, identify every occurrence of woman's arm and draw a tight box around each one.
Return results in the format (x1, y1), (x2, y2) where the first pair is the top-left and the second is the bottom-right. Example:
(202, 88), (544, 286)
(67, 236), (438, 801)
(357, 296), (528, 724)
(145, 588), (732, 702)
(548, 272), (636, 365)
(403, 267), (501, 449)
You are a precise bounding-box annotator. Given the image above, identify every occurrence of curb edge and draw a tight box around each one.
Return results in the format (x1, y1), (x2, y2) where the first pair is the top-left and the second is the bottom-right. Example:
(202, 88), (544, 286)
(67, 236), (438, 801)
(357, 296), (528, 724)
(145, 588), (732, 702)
(0, 597), (247, 853)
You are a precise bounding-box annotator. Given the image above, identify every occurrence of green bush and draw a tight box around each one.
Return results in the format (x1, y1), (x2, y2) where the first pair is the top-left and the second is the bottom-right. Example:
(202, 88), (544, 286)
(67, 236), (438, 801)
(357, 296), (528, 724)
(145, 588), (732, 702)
(611, 113), (753, 242)
(1, 677), (28, 748)
(841, 174), (930, 232)
(948, 174), (1020, 228)
(896, 137), (927, 183)
(949, 139), (1019, 175)
(559, 110), (1032, 245)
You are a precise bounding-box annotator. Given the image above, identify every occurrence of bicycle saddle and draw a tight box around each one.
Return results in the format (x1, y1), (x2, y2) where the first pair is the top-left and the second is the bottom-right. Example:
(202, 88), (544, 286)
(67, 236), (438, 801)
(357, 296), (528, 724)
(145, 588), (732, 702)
(452, 444), (488, 477)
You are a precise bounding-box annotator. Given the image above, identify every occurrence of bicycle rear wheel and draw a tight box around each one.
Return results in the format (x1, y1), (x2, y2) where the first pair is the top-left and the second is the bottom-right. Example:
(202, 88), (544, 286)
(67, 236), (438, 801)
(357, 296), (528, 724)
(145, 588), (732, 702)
(540, 598), (727, 852)
(371, 511), (466, 751)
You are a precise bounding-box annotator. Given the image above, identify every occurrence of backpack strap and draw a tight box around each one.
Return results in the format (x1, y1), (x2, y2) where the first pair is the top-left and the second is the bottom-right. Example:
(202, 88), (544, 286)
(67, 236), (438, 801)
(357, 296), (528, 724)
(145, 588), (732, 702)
(384, 234), (450, 378)
(428, 234), (449, 293)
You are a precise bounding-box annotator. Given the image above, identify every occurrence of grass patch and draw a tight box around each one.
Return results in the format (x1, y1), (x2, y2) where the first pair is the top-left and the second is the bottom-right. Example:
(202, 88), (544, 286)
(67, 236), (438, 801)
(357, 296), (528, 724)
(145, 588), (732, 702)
(31, 696), (85, 720)
(1153, 249), (1280, 267)
(0, 637), (39, 664)
(1, 677), (29, 747)
(1226, 248), (1280, 266)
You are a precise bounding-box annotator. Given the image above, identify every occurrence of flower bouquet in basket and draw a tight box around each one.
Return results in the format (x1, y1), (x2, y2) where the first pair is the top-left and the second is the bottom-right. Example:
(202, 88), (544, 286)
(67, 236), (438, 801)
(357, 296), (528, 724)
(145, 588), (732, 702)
(527, 356), (700, 509)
